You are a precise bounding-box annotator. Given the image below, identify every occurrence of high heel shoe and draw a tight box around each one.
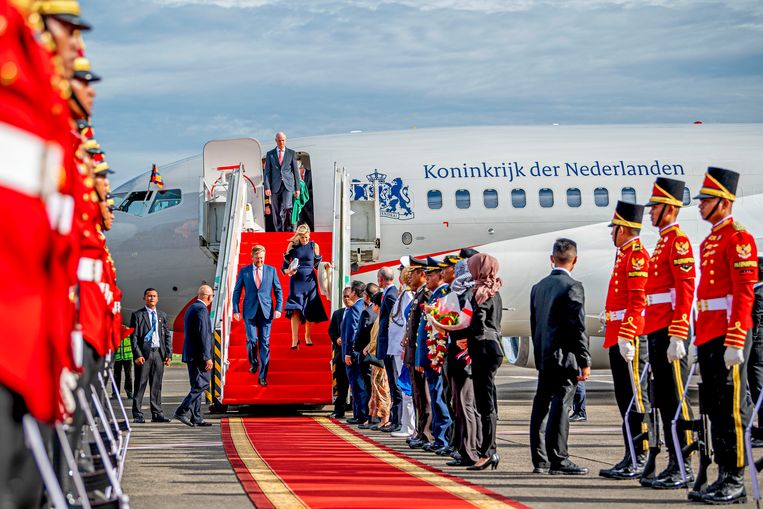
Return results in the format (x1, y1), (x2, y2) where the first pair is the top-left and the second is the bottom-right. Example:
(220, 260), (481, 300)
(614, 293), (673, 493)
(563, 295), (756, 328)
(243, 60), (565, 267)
(466, 453), (500, 471)
(290, 339), (300, 350)
(305, 338), (314, 347)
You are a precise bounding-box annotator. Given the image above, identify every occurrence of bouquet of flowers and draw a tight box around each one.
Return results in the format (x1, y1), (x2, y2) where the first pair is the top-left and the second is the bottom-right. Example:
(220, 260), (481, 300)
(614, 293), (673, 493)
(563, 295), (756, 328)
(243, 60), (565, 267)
(424, 293), (473, 372)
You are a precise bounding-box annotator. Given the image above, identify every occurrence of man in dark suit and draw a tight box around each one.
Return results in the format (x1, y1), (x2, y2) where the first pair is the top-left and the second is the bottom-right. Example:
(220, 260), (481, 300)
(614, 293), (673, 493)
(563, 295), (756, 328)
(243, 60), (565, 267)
(174, 285), (215, 427)
(376, 267), (401, 431)
(529, 238), (591, 475)
(232, 244), (283, 386)
(342, 280), (367, 424)
(130, 288), (173, 423)
(354, 284), (379, 428)
(264, 131), (301, 232)
(328, 287), (352, 418)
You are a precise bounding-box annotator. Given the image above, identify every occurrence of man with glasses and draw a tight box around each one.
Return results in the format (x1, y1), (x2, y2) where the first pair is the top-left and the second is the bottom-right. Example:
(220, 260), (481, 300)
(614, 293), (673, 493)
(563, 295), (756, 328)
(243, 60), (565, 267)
(175, 286), (215, 427)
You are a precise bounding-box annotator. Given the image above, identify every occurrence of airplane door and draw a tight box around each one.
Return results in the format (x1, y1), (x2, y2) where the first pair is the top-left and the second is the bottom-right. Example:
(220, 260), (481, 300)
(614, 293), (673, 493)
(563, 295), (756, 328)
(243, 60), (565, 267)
(349, 176), (381, 267)
(332, 164), (351, 309)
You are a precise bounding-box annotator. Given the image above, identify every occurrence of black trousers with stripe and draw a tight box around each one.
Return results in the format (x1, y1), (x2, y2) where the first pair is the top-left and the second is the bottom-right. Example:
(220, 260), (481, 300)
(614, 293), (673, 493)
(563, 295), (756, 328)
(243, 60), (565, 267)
(647, 327), (693, 460)
(697, 332), (753, 469)
(609, 335), (652, 456)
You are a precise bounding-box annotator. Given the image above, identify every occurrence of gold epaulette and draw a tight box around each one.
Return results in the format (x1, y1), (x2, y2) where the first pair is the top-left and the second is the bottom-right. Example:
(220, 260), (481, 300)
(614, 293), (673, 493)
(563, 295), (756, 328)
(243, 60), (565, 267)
(633, 243), (642, 251)
(733, 221), (746, 232)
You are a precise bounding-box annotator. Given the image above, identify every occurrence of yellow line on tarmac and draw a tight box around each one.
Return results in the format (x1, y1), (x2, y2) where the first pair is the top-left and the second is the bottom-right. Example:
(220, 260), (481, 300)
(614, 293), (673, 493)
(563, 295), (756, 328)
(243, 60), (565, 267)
(228, 417), (308, 509)
(314, 417), (514, 509)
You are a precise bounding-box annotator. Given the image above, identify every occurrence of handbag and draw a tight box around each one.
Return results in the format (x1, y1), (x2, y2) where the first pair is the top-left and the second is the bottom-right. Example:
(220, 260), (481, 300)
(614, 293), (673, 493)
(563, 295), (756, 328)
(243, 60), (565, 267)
(363, 353), (385, 368)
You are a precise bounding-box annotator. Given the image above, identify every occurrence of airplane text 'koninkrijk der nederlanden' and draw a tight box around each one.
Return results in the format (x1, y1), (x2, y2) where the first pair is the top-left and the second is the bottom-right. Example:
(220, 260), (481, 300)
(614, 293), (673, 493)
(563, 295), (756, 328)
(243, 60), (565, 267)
(423, 160), (685, 183)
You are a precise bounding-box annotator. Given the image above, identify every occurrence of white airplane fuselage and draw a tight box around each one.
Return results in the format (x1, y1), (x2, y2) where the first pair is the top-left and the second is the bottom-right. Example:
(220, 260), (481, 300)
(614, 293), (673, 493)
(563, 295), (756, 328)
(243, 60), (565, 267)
(107, 124), (763, 360)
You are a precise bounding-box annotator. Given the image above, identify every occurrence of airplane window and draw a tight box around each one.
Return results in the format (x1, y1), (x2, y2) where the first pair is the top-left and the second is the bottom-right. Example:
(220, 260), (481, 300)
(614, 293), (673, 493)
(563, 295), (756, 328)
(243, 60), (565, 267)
(594, 187), (609, 207)
(566, 188), (582, 208)
(483, 189), (498, 209)
(621, 187), (637, 203)
(511, 189), (526, 208)
(427, 190), (442, 210)
(118, 191), (153, 216)
(149, 189), (182, 214)
(455, 189), (470, 209)
(539, 188), (554, 208)
(683, 187), (691, 205)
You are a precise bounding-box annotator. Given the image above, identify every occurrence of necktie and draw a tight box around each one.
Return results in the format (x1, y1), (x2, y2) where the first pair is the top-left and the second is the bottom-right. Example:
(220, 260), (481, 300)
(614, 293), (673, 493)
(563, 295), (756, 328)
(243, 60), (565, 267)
(146, 310), (156, 343)
(278, 149), (283, 164)
(255, 266), (262, 287)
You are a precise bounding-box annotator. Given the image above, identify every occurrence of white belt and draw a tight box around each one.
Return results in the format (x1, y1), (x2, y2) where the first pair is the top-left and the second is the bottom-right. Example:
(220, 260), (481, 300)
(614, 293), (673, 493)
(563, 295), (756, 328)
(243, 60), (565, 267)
(605, 309), (625, 322)
(697, 296), (732, 313)
(0, 122), (62, 199)
(77, 258), (103, 282)
(647, 292), (672, 306)
(113, 301), (121, 313)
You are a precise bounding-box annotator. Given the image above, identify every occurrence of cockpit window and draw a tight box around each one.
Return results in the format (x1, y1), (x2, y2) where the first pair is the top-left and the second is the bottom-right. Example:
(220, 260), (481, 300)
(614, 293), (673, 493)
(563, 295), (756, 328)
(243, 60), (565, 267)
(149, 189), (182, 214)
(118, 191), (153, 216)
(111, 192), (127, 209)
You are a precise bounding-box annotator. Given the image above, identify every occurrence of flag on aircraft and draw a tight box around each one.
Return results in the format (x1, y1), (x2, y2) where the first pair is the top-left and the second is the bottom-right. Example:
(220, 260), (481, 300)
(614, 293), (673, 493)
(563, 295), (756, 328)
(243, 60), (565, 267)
(150, 164), (164, 189)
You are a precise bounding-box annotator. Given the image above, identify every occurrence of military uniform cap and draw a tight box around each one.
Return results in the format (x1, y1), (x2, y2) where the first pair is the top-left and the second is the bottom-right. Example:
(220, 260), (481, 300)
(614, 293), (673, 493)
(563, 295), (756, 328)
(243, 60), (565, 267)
(76, 118), (90, 131)
(409, 256), (427, 269)
(443, 254), (462, 267)
(37, 0), (91, 30)
(459, 247), (479, 259)
(694, 167), (739, 202)
(73, 56), (100, 82)
(425, 256), (447, 272)
(608, 200), (644, 229)
(94, 161), (114, 175)
(645, 177), (685, 207)
(82, 139), (102, 154)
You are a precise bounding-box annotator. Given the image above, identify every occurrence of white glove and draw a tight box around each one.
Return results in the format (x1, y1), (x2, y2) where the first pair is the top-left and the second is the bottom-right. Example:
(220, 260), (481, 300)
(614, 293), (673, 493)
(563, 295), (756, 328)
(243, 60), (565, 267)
(724, 346), (745, 369)
(60, 368), (79, 414)
(687, 343), (698, 365)
(667, 337), (687, 363)
(618, 338), (635, 362)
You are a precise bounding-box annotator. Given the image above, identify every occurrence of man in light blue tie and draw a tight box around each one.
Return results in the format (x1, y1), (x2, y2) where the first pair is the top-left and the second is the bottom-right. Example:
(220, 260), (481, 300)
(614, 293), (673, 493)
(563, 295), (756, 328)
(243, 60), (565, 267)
(233, 245), (283, 386)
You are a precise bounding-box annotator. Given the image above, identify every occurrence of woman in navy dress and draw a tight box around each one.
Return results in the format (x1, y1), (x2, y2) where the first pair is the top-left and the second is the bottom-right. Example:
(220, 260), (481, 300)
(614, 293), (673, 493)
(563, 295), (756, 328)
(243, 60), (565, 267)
(282, 224), (328, 348)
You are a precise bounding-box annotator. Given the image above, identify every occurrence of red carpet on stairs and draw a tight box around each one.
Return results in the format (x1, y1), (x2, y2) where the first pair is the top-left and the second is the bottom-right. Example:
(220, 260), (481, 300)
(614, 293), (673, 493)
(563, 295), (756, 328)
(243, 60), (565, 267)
(221, 416), (528, 509)
(223, 232), (334, 405)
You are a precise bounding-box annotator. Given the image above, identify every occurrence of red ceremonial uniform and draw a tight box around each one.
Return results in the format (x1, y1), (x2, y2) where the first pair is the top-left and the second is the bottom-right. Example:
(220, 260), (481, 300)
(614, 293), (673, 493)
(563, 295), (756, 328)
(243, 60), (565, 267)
(604, 237), (650, 347)
(0, 0), (70, 423)
(643, 224), (696, 339)
(695, 216), (759, 347)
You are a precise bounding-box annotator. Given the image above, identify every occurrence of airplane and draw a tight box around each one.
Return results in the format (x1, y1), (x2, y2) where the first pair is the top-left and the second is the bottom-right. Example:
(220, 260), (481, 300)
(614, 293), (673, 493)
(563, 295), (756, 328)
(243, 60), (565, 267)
(106, 123), (763, 369)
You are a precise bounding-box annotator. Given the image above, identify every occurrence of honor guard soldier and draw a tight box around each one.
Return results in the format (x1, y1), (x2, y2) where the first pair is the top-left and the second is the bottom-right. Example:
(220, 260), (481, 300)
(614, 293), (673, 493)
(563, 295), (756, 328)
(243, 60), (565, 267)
(642, 177), (696, 489)
(692, 167), (758, 504)
(599, 201), (653, 480)
(404, 256), (434, 449)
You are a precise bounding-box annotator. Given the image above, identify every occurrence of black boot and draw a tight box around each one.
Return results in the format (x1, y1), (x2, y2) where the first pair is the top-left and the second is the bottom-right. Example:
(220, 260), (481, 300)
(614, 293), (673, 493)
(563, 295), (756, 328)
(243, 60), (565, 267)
(610, 453), (647, 480)
(688, 466), (725, 502)
(599, 453), (632, 479)
(652, 458), (694, 489)
(702, 467), (746, 505)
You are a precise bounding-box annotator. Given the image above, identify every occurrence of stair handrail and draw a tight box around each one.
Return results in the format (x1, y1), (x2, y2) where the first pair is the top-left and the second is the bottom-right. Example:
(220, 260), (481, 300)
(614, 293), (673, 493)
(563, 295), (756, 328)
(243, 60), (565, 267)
(209, 165), (247, 403)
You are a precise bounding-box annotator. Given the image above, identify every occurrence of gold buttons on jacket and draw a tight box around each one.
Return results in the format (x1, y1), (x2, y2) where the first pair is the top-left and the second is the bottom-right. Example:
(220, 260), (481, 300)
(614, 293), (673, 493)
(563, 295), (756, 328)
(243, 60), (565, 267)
(1, 61), (18, 86)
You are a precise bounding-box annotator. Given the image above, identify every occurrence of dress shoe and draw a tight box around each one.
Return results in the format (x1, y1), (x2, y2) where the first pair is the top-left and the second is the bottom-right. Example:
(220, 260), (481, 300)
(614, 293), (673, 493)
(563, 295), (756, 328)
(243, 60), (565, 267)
(193, 421), (213, 427)
(702, 468), (746, 505)
(533, 465), (550, 474)
(151, 415), (171, 423)
(550, 460), (589, 475)
(357, 422), (372, 429)
(688, 466), (726, 502)
(466, 453), (500, 471)
(435, 445), (455, 456)
(380, 424), (400, 433)
(133, 416), (146, 424)
(610, 454), (646, 480)
(328, 413), (345, 419)
(651, 460), (693, 490)
(249, 366), (257, 374)
(345, 417), (361, 425)
(569, 414), (587, 423)
(409, 439), (425, 449)
(173, 413), (194, 427)
(259, 378), (268, 387)
(422, 442), (440, 452)
(290, 339), (300, 350)
(599, 453), (634, 479)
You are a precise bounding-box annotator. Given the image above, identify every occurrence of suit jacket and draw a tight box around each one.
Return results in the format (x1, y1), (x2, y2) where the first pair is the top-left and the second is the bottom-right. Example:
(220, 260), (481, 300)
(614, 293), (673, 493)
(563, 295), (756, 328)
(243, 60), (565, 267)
(232, 263), (283, 320)
(403, 285), (429, 366)
(530, 268), (591, 377)
(753, 284), (763, 346)
(264, 147), (300, 194)
(329, 307), (346, 347)
(130, 307), (172, 360)
(341, 299), (365, 358)
(376, 285), (399, 358)
(353, 305), (378, 355)
(182, 300), (213, 363)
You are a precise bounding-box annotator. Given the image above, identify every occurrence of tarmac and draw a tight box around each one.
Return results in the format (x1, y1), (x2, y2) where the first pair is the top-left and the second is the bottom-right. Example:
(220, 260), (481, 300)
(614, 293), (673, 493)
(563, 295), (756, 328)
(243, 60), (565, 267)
(121, 364), (759, 508)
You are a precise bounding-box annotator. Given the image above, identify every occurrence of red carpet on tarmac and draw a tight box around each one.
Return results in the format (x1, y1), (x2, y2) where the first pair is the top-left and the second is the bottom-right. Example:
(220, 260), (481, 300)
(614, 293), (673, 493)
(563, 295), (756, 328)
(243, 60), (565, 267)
(221, 416), (528, 509)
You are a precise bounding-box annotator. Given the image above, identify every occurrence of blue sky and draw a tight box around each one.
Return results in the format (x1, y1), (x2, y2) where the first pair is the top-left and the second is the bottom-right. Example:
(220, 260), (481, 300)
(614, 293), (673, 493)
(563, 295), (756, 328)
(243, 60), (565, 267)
(81, 0), (763, 185)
